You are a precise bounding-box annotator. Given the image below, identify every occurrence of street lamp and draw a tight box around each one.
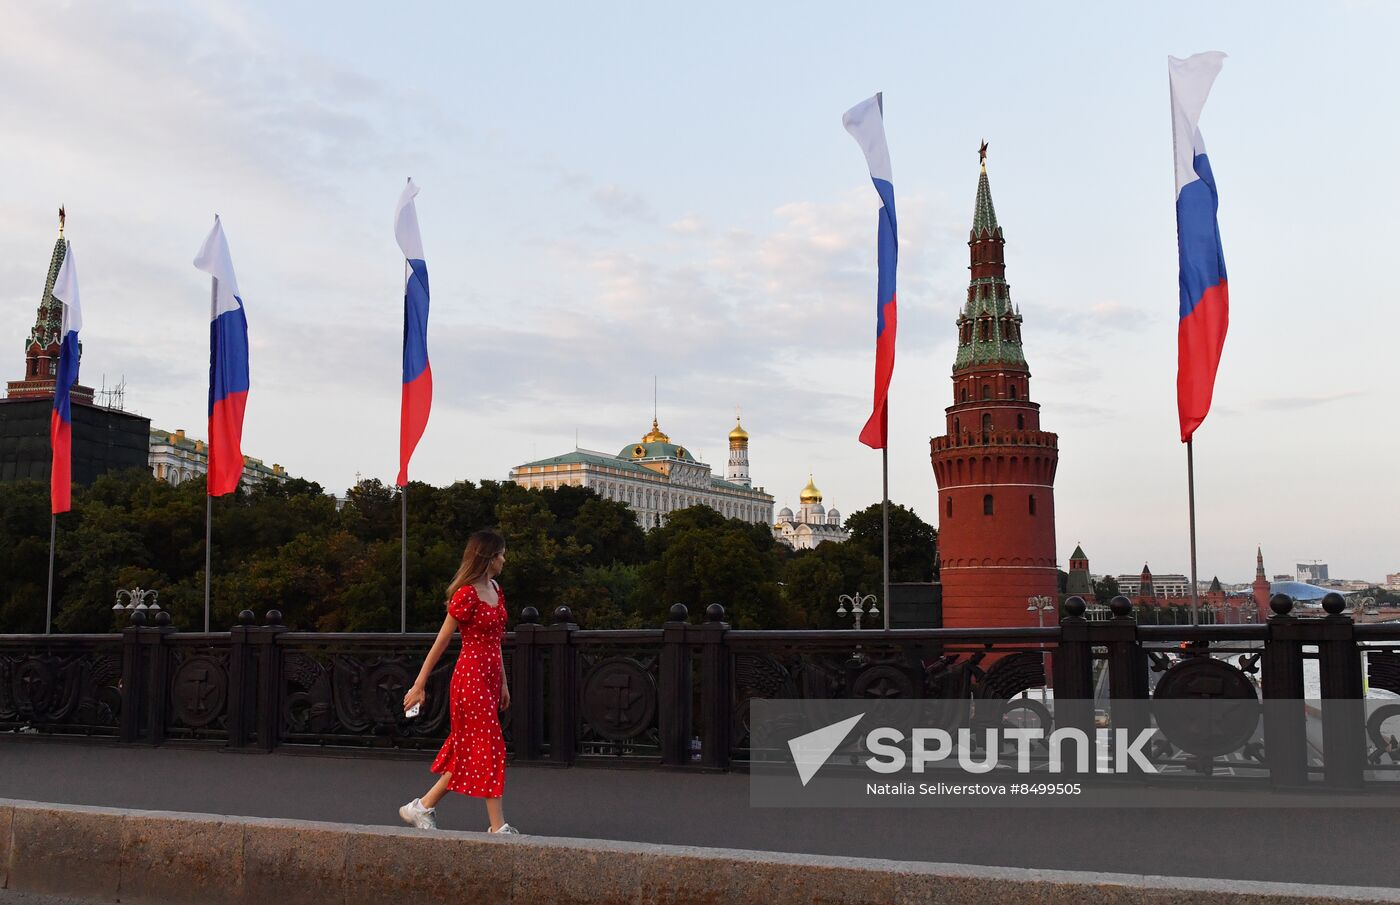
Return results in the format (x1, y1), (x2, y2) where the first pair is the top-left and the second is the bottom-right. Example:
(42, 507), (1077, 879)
(837, 592), (879, 630)
(113, 586), (160, 613)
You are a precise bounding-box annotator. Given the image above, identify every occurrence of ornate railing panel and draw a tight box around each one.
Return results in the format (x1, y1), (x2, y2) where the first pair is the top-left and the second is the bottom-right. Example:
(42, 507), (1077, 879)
(0, 635), (123, 737)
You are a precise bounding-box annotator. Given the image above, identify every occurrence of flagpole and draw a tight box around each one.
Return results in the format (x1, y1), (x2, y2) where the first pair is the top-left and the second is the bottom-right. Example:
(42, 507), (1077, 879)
(401, 489), (408, 633)
(401, 256), (409, 634)
(45, 515), (56, 634)
(205, 274), (216, 633)
(1186, 437), (1200, 626)
(881, 434), (890, 630)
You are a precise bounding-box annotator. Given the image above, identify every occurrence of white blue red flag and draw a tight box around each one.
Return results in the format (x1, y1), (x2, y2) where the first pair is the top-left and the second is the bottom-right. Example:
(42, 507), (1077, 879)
(394, 179), (432, 487)
(1169, 52), (1228, 443)
(843, 93), (898, 449)
(193, 216), (250, 496)
(49, 240), (82, 514)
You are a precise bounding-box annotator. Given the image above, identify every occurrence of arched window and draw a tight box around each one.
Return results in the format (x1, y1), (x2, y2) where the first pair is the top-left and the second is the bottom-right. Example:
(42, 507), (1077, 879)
(1029, 494), (1037, 515)
(1017, 414), (1025, 430)
(954, 417), (961, 437)
(946, 497), (953, 518)
(960, 387), (969, 403)
(983, 494), (994, 515)
(982, 385), (991, 400)
(982, 413), (992, 435)
(1008, 385), (1018, 400)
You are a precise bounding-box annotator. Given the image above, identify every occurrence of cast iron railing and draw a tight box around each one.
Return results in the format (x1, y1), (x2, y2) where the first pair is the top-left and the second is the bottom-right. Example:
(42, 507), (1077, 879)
(3, 593), (1399, 792)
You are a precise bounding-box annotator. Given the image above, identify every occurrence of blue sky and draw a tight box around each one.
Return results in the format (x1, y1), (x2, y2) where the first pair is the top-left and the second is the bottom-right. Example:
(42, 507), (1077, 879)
(1, 1), (1396, 583)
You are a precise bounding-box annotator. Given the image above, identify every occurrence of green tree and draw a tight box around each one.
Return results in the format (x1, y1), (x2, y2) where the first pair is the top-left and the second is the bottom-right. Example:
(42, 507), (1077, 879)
(842, 503), (938, 582)
(1092, 574), (1120, 604)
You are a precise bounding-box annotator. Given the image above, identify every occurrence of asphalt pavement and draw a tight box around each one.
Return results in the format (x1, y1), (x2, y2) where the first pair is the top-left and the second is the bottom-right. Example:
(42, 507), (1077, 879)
(2, 738), (1398, 888)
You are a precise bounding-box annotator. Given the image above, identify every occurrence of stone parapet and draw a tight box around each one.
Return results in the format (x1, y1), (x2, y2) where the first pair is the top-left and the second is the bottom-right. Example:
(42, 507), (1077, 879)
(2, 798), (1398, 905)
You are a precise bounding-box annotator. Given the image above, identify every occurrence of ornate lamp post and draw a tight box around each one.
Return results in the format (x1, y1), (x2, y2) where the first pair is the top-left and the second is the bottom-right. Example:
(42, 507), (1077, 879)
(113, 586), (160, 614)
(837, 592), (879, 630)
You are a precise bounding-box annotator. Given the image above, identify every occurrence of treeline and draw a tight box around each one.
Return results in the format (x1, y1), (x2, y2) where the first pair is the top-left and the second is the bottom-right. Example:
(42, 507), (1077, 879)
(0, 471), (936, 633)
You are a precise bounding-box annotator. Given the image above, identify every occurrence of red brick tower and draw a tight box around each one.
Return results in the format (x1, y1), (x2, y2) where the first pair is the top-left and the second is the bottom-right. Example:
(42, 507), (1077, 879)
(930, 147), (1058, 628)
(1251, 547), (1271, 617)
(6, 209), (92, 403)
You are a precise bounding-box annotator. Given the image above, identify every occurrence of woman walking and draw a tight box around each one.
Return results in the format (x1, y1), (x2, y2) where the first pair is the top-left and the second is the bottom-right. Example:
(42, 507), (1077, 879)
(399, 529), (520, 834)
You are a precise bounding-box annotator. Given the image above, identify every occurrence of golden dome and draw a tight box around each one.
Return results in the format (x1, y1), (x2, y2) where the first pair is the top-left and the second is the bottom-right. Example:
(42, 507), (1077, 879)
(641, 418), (670, 444)
(799, 475), (822, 504)
(728, 417), (749, 442)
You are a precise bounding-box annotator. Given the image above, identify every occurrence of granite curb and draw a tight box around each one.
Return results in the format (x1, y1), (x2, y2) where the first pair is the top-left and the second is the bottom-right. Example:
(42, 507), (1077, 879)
(1, 799), (1396, 905)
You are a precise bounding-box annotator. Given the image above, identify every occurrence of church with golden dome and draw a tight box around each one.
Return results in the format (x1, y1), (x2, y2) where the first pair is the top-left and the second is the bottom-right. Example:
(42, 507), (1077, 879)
(772, 475), (850, 550)
(508, 415), (773, 528)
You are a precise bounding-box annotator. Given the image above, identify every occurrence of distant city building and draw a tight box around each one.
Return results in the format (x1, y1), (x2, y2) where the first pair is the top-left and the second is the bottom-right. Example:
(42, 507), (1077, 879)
(772, 476), (848, 550)
(1387, 573), (1400, 591)
(1273, 574), (1295, 583)
(2, 213), (149, 485)
(149, 428), (288, 490)
(1296, 562), (1329, 583)
(509, 416), (773, 528)
(1116, 569), (1191, 598)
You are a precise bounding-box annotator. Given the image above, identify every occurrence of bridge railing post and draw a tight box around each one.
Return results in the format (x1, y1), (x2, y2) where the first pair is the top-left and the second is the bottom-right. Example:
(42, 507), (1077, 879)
(510, 607), (545, 761)
(659, 604), (692, 767)
(251, 609), (288, 752)
(1052, 596), (1095, 747)
(1262, 594), (1308, 788)
(1100, 595), (1149, 776)
(119, 613), (149, 743)
(696, 603), (731, 771)
(1317, 593), (1365, 791)
(542, 606), (578, 765)
(226, 610), (257, 748)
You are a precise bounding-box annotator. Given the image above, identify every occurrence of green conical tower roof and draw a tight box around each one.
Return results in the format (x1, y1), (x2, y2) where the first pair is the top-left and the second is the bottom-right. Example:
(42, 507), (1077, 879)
(971, 159), (1000, 238)
(27, 230), (67, 351)
(954, 148), (1026, 370)
(1071, 544), (1087, 561)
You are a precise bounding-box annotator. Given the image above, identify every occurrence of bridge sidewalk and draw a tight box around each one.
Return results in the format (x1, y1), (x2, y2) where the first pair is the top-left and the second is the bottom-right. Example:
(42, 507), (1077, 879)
(1, 739), (1395, 888)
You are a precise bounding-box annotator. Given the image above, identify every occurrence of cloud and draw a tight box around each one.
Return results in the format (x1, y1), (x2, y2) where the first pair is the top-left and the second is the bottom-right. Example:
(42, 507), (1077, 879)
(1254, 390), (1364, 411)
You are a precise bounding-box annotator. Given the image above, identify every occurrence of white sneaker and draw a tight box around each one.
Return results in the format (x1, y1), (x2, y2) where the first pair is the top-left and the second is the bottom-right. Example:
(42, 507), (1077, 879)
(399, 798), (437, 830)
(488, 823), (522, 835)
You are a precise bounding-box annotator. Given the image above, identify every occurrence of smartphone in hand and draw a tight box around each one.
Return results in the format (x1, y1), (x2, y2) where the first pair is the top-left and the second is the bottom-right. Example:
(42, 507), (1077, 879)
(405, 702), (422, 718)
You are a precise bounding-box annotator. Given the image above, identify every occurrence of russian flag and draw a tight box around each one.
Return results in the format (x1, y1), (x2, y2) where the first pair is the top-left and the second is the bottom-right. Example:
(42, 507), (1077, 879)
(193, 216), (250, 497)
(394, 179), (432, 487)
(1169, 52), (1228, 443)
(49, 242), (82, 514)
(843, 93), (898, 450)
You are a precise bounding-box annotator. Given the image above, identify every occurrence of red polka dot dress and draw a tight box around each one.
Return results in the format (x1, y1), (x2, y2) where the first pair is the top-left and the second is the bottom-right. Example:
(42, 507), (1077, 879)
(430, 582), (508, 798)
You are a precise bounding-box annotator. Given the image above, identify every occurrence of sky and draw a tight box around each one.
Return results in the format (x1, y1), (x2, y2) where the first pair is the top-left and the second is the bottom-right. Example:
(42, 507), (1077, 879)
(1, 1), (1397, 584)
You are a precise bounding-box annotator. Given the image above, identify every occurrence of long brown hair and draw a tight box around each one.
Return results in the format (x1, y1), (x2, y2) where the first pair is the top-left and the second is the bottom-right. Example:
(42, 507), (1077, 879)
(444, 529), (506, 606)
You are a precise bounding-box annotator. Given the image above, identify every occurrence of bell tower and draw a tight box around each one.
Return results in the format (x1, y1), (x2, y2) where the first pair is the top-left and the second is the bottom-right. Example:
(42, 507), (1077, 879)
(929, 146), (1058, 628)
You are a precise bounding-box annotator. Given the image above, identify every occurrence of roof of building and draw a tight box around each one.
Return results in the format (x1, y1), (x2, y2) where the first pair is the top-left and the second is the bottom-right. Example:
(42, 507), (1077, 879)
(1070, 544), (1087, 561)
(517, 449), (658, 477)
(728, 417), (749, 442)
(799, 475), (822, 503)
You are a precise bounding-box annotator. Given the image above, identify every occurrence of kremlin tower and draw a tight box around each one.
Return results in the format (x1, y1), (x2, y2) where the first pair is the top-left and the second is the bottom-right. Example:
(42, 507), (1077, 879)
(6, 210), (92, 403)
(930, 146), (1059, 628)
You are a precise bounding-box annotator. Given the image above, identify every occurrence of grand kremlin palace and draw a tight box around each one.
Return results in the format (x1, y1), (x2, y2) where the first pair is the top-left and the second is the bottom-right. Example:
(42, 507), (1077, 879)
(510, 417), (774, 529)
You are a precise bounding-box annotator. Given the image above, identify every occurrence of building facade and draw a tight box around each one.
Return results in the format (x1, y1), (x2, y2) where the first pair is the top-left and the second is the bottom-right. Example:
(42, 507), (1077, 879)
(1116, 568), (1192, 598)
(929, 149), (1059, 629)
(1296, 562), (1329, 583)
(148, 428), (288, 490)
(772, 476), (848, 550)
(509, 416), (773, 528)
